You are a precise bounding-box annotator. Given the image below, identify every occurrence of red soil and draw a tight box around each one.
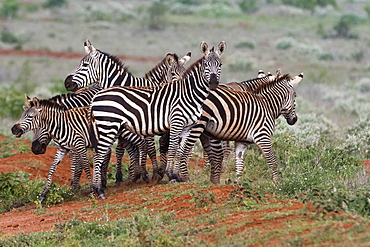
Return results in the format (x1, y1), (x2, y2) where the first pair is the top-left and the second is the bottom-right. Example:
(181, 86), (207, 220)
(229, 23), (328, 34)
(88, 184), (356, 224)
(0, 134), (369, 246)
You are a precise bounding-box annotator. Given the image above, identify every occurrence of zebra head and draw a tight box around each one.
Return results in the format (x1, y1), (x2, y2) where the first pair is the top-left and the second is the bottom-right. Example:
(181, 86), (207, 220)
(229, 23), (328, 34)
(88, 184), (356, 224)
(281, 73), (303, 125)
(165, 51), (192, 83)
(31, 128), (52, 155)
(64, 39), (101, 92)
(11, 95), (42, 138)
(200, 41), (226, 90)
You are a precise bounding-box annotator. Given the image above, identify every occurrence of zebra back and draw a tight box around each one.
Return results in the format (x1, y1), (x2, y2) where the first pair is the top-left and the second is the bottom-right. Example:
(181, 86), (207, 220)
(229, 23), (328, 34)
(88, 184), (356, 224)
(65, 39), (191, 91)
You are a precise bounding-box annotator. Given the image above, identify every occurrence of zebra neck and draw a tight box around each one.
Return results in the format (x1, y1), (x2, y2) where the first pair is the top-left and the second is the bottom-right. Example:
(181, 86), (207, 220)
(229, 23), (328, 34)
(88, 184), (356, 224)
(239, 76), (271, 92)
(259, 90), (284, 119)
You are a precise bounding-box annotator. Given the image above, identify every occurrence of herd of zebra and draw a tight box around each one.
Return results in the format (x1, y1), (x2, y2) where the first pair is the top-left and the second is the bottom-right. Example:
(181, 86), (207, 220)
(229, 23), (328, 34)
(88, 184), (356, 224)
(11, 40), (303, 200)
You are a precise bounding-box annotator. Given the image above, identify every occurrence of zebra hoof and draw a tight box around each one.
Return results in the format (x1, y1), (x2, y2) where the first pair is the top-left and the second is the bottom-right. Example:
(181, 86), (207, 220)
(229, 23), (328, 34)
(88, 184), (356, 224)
(98, 194), (107, 200)
(151, 174), (162, 184)
(39, 196), (46, 202)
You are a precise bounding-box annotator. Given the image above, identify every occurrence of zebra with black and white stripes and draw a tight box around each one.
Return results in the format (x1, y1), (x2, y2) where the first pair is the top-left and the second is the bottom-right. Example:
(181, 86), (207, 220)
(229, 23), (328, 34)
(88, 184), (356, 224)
(11, 98), (98, 200)
(176, 72), (303, 185)
(64, 40), (191, 180)
(64, 39), (191, 91)
(88, 41), (226, 198)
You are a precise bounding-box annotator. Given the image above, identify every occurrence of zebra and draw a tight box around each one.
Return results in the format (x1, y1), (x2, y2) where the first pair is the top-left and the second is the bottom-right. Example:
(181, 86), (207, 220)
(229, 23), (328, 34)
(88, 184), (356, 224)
(64, 39), (191, 91)
(88, 41), (226, 199)
(175, 72), (303, 185)
(30, 84), (102, 155)
(11, 98), (97, 201)
(160, 69), (279, 174)
(64, 40), (192, 181)
(32, 50), (191, 187)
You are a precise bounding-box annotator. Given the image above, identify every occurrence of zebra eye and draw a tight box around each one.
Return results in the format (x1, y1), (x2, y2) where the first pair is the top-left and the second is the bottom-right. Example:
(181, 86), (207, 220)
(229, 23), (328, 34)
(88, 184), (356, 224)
(82, 62), (89, 67)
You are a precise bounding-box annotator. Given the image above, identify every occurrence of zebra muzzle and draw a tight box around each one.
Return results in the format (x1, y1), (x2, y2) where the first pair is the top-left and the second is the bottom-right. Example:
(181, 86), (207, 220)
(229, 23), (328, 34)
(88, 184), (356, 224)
(286, 115), (298, 125)
(32, 140), (47, 155)
(64, 75), (78, 92)
(209, 73), (219, 90)
(11, 124), (23, 138)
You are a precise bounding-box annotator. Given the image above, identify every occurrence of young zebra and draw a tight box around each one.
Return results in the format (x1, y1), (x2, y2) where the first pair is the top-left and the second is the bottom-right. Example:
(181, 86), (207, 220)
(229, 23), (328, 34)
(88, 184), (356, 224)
(88, 41), (226, 199)
(65, 40), (191, 180)
(176, 72), (303, 185)
(11, 98), (98, 201)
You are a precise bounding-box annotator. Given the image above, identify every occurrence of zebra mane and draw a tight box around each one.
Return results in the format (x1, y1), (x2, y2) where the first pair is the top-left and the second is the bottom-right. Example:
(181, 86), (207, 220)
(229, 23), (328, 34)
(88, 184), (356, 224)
(253, 73), (292, 94)
(34, 98), (68, 111)
(143, 53), (172, 79)
(180, 56), (203, 81)
(99, 50), (132, 76)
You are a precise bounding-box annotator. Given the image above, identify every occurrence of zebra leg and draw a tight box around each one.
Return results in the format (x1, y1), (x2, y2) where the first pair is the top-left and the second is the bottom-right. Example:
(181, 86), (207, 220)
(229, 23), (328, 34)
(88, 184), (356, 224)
(40, 148), (69, 201)
(201, 135), (224, 184)
(145, 136), (159, 177)
(166, 129), (182, 182)
(176, 124), (206, 182)
(255, 140), (280, 185)
(158, 132), (169, 180)
(234, 142), (248, 184)
(120, 138), (142, 184)
(115, 139), (125, 186)
(69, 151), (83, 190)
(221, 141), (231, 173)
(101, 148), (111, 189)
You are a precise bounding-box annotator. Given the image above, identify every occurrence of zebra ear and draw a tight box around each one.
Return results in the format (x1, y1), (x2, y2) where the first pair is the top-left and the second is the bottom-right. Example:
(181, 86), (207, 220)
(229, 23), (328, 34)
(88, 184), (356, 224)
(290, 73), (304, 86)
(179, 51), (191, 65)
(165, 53), (175, 66)
(200, 41), (209, 55)
(84, 39), (96, 54)
(32, 97), (40, 108)
(217, 41), (226, 56)
(25, 94), (33, 107)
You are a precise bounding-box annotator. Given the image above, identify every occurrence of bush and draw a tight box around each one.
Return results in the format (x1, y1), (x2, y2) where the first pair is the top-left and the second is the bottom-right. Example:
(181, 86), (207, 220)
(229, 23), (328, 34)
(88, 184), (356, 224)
(238, 0), (258, 13)
(0, 85), (25, 119)
(0, 171), (75, 213)
(235, 39), (256, 49)
(318, 52), (334, 61)
(0, 28), (19, 44)
(333, 14), (365, 39)
(147, 0), (169, 30)
(0, 0), (19, 19)
(281, 0), (337, 11)
(228, 58), (254, 72)
(44, 0), (68, 8)
(275, 37), (295, 50)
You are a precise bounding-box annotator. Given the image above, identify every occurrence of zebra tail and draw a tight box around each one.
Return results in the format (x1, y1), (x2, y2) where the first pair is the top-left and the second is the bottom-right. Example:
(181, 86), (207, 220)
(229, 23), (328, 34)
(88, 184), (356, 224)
(88, 112), (98, 149)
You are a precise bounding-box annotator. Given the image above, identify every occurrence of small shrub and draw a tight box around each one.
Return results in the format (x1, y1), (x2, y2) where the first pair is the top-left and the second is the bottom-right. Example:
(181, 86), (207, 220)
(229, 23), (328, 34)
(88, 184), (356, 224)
(0, 85), (25, 119)
(318, 53), (334, 61)
(333, 14), (364, 39)
(0, 28), (19, 44)
(281, 0), (337, 11)
(44, 0), (68, 8)
(0, 171), (76, 213)
(196, 3), (242, 18)
(228, 58), (254, 72)
(365, 5), (370, 19)
(235, 39), (256, 49)
(238, 0), (258, 13)
(351, 50), (364, 63)
(147, 0), (169, 30)
(275, 37), (295, 50)
(0, 0), (20, 19)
